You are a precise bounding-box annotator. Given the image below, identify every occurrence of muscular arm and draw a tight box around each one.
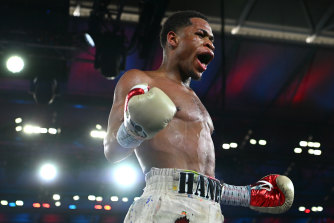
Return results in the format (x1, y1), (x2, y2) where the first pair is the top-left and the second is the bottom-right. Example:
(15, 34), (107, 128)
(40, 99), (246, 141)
(103, 69), (151, 163)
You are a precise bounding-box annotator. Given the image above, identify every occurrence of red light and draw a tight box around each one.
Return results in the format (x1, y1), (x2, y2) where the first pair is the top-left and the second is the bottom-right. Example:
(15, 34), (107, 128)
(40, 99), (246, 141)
(94, 205), (102, 210)
(33, 203), (41, 208)
(42, 203), (50, 208)
(305, 209), (310, 214)
(104, 205), (111, 210)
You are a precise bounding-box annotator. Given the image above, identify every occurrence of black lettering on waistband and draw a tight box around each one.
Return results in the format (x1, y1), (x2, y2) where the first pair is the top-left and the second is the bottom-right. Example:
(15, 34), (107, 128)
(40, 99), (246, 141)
(215, 182), (222, 203)
(194, 175), (205, 197)
(206, 178), (216, 200)
(178, 172), (194, 194)
(178, 172), (186, 193)
(186, 173), (194, 194)
(178, 172), (221, 203)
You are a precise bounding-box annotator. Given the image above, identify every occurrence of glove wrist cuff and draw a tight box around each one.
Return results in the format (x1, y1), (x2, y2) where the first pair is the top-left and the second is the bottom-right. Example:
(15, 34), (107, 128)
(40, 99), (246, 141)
(221, 183), (251, 207)
(116, 123), (144, 148)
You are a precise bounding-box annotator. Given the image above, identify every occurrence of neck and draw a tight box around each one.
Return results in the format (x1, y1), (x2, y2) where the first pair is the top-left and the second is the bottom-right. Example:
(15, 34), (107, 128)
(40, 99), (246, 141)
(157, 52), (191, 87)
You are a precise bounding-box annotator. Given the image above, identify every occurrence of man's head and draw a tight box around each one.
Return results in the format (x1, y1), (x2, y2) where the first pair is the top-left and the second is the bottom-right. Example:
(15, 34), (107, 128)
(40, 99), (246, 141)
(160, 11), (214, 81)
(160, 11), (208, 49)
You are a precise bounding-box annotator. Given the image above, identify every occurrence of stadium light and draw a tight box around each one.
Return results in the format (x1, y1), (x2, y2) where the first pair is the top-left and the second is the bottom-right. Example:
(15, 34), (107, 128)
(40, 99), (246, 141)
(84, 33), (95, 47)
(306, 34), (316, 43)
(90, 130), (106, 139)
(73, 4), (81, 17)
(39, 163), (57, 182)
(96, 124), (102, 130)
(48, 128), (58, 134)
(6, 55), (24, 73)
(110, 196), (119, 202)
(15, 126), (22, 132)
(22, 124), (60, 135)
(23, 125), (42, 134)
(53, 194), (60, 200)
(222, 144), (230, 150)
(88, 195), (95, 201)
(294, 147), (302, 154)
(313, 149), (322, 156)
(258, 140), (267, 146)
(16, 200), (24, 206)
(250, 139), (257, 145)
(90, 124), (106, 139)
(1, 200), (8, 206)
(15, 117), (22, 124)
(231, 25), (240, 35)
(112, 164), (139, 188)
(299, 141), (307, 147)
(96, 196), (103, 202)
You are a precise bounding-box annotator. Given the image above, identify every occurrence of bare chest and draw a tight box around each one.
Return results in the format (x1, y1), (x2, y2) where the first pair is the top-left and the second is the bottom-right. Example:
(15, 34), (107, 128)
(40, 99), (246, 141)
(153, 81), (214, 132)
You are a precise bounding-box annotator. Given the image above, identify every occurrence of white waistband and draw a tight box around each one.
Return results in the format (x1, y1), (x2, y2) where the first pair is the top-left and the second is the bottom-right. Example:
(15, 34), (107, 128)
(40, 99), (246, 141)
(144, 168), (220, 193)
(145, 167), (217, 180)
(144, 168), (183, 193)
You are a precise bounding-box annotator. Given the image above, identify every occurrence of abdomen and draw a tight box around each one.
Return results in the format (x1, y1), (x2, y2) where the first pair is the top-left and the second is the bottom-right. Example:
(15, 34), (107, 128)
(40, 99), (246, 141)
(135, 119), (216, 177)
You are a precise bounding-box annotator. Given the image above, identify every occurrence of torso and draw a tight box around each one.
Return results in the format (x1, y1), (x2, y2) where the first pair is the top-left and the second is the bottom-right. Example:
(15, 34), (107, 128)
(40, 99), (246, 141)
(134, 71), (216, 177)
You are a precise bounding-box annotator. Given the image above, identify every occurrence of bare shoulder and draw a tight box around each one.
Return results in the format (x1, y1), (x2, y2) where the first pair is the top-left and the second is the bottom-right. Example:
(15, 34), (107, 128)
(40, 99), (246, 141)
(113, 69), (152, 102)
(117, 69), (152, 90)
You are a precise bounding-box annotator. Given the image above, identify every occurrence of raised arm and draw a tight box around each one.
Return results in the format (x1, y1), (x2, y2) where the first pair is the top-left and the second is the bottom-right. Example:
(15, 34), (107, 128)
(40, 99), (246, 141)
(103, 69), (151, 163)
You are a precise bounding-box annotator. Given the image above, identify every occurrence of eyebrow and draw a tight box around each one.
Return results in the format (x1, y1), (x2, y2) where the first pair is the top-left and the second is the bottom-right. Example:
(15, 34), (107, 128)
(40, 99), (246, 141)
(199, 29), (214, 42)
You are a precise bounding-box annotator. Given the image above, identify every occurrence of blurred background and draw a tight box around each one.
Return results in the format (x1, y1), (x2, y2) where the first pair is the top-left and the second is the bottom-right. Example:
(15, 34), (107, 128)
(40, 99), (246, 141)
(0, 0), (333, 222)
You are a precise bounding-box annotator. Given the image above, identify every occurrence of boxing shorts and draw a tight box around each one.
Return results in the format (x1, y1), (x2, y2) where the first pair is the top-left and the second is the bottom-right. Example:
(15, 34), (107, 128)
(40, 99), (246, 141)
(124, 168), (224, 223)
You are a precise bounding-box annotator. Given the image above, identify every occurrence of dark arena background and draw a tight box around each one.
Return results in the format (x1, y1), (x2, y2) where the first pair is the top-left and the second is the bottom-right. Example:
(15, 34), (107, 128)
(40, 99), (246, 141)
(0, 0), (334, 222)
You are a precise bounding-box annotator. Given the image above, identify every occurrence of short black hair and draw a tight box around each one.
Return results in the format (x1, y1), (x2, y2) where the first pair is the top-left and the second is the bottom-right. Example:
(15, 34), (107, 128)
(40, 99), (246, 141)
(160, 10), (208, 48)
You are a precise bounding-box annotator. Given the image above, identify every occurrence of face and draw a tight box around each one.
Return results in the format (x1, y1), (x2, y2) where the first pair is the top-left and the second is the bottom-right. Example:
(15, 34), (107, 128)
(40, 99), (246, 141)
(173, 17), (215, 80)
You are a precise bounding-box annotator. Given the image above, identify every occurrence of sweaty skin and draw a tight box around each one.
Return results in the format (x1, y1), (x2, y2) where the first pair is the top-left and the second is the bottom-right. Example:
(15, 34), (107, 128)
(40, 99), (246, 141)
(104, 18), (216, 177)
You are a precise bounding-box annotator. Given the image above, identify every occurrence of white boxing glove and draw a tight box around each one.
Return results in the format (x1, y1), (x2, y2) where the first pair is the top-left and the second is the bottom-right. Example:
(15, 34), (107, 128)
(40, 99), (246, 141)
(117, 83), (177, 148)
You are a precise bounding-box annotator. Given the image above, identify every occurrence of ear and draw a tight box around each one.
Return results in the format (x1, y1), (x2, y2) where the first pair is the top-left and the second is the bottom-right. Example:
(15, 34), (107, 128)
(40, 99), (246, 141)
(166, 31), (178, 48)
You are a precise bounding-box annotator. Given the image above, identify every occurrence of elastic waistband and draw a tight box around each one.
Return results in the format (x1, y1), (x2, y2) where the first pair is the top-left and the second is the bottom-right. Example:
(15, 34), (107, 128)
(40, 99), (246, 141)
(144, 168), (222, 203)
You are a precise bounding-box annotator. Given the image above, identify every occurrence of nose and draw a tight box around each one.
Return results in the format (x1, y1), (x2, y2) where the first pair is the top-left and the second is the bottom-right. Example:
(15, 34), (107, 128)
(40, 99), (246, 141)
(205, 40), (215, 51)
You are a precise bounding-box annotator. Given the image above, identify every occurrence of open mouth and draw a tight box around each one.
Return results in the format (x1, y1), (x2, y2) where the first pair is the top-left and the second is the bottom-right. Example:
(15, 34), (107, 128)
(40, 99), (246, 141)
(197, 52), (213, 65)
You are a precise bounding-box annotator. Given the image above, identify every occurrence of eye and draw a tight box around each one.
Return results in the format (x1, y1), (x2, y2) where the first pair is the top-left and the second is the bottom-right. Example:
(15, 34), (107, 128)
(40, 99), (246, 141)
(196, 32), (204, 38)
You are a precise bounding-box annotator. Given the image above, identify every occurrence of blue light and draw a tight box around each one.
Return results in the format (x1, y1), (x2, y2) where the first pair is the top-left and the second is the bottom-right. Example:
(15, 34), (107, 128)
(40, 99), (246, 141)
(13, 213), (30, 222)
(10, 99), (34, 105)
(73, 104), (85, 109)
(69, 204), (77, 210)
(84, 33), (95, 47)
(9, 202), (16, 207)
(71, 216), (90, 223)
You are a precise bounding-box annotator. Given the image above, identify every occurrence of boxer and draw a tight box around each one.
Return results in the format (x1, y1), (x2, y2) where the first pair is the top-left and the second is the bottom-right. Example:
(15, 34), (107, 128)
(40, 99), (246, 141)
(104, 11), (294, 222)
